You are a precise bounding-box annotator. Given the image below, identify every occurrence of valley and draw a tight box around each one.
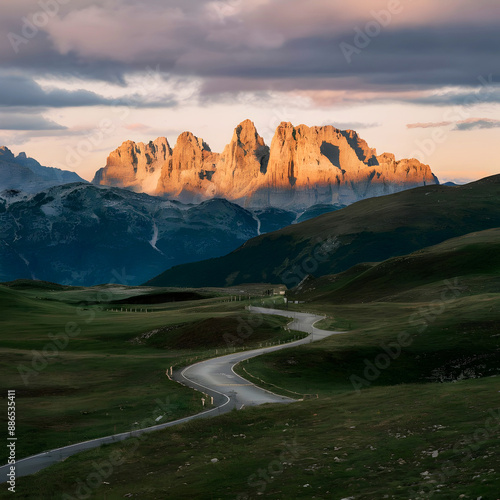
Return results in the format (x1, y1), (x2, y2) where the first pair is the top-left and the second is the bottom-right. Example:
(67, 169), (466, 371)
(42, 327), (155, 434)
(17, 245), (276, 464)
(1, 218), (499, 499)
(0, 119), (440, 287)
(2, 1), (499, 498)
(147, 175), (500, 288)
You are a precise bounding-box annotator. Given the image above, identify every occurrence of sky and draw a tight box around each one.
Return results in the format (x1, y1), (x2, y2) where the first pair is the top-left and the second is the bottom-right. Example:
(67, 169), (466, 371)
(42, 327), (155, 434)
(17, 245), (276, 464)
(0, 0), (499, 183)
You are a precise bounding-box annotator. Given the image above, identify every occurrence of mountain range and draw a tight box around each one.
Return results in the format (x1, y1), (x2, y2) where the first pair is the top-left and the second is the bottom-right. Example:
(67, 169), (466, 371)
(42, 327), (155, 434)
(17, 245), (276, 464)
(93, 120), (438, 209)
(0, 146), (85, 193)
(0, 120), (442, 286)
(0, 184), (260, 286)
(146, 174), (500, 288)
(0, 180), (358, 285)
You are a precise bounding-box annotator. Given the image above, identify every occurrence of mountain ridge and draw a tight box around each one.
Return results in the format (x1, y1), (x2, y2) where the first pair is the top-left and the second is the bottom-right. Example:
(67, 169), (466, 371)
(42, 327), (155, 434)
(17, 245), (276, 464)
(93, 120), (438, 209)
(0, 146), (86, 193)
(0, 183), (261, 286)
(145, 174), (500, 288)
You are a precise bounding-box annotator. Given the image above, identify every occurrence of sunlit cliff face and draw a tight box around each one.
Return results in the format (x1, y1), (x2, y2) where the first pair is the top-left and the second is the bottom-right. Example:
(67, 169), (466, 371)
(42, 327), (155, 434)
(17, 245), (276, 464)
(93, 119), (437, 209)
(1, 0), (499, 184)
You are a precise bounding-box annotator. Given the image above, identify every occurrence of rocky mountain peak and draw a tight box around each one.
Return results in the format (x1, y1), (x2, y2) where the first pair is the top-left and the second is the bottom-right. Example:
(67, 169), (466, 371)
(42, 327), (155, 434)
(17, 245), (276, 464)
(0, 146), (15, 161)
(340, 129), (378, 166)
(94, 120), (439, 208)
(175, 131), (211, 152)
(93, 137), (172, 193)
(233, 119), (265, 150)
(378, 152), (396, 162)
(0, 147), (85, 193)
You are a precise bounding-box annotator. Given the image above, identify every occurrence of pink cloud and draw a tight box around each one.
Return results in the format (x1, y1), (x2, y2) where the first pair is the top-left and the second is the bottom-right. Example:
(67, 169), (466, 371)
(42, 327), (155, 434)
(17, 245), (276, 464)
(124, 123), (151, 132)
(407, 121), (453, 129)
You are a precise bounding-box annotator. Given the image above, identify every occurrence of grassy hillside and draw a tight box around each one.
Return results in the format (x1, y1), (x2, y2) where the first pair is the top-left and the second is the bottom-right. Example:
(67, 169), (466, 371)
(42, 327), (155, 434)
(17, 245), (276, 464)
(146, 175), (500, 287)
(3, 225), (500, 499)
(287, 228), (500, 304)
(234, 228), (500, 397)
(9, 375), (499, 499)
(0, 284), (289, 459)
(237, 294), (500, 396)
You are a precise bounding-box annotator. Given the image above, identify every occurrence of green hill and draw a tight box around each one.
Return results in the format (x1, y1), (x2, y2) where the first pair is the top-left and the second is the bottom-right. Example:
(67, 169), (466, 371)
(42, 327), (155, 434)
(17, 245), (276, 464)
(146, 174), (500, 288)
(235, 227), (500, 398)
(11, 228), (500, 500)
(288, 227), (500, 304)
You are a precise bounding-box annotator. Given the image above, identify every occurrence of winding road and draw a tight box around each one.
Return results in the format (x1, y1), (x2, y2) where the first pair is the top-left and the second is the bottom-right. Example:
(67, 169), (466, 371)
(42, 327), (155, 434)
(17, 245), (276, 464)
(1, 307), (341, 482)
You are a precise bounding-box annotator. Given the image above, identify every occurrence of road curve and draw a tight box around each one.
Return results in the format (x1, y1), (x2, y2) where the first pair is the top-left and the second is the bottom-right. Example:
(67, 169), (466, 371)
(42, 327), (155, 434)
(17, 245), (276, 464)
(1, 307), (341, 482)
(174, 307), (341, 410)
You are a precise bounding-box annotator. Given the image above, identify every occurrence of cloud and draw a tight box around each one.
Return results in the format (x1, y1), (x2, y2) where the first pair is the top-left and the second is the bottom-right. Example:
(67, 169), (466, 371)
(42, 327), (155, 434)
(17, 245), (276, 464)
(0, 73), (116, 107)
(45, 5), (195, 63)
(0, 112), (66, 130)
(322, 121), (380, 130)
(454, 118), (500, 131)
(124, 123), (152, 132)
(407, 79), (500, 107)
(0, 1), (499, 106)
(406, 117), (500, 131)
(0, 73), (178, 108)
(407, 121), (453, 129)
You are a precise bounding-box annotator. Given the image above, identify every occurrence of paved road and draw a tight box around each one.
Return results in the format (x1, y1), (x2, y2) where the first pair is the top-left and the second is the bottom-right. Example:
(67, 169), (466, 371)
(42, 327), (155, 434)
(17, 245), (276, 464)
(173, 307), (340, 409)
(1, 307), (341, 482)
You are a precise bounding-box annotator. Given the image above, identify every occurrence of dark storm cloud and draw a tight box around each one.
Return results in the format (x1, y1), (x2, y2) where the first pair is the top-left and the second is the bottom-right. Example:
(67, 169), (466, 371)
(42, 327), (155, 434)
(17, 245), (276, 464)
(0, 1), (499, 104)
(0, 112), (66, 130)
(0, 74), (120, 107)
(179, 24), (500, 89)
(0, 73), (178, 108)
